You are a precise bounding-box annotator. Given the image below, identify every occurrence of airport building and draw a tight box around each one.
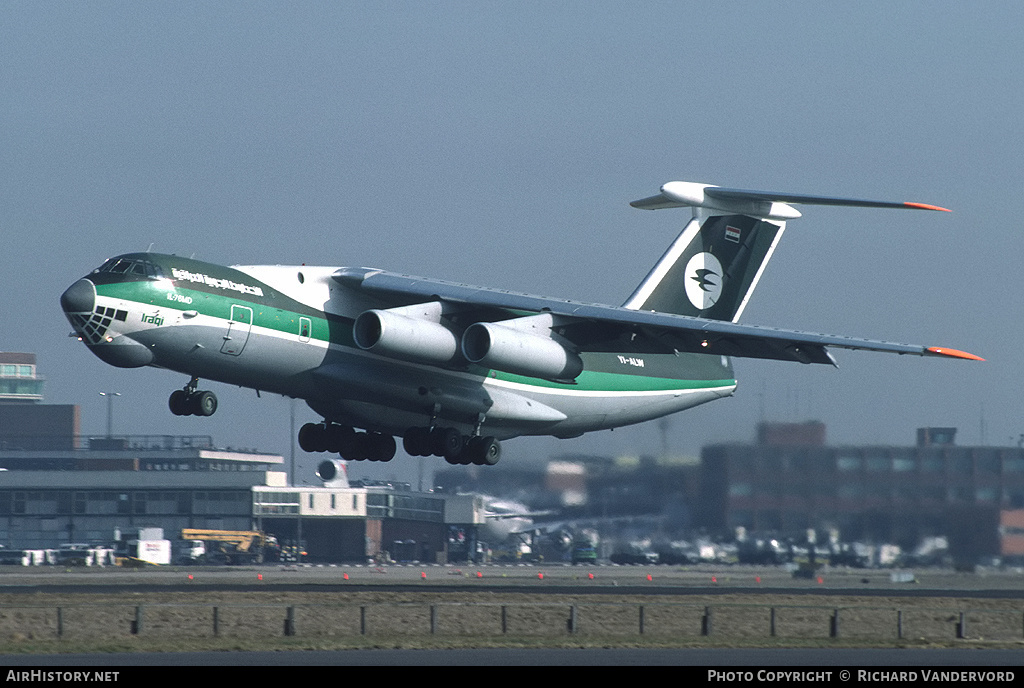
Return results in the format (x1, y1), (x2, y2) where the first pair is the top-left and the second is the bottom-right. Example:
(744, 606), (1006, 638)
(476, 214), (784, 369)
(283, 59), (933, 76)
(0, 353), (484, 562)
(697, 422), (1024, 561)
(0, 353), (78, 450)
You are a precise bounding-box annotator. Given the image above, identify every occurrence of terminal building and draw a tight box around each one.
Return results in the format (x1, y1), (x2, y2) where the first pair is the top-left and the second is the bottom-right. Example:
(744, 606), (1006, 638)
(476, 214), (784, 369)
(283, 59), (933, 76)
(697, 422), (1024, 561)
(0, 352), (484, 562)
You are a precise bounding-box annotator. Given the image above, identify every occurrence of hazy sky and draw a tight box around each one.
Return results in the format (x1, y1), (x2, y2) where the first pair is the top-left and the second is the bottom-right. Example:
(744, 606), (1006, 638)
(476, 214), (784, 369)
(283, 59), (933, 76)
(2, 2), (1021, 485)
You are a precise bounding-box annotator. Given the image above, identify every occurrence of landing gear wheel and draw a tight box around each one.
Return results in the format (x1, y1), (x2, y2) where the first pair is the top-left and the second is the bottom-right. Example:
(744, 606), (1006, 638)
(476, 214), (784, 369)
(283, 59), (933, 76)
(402, 425), (498, 465)
(350, 432), (371, 460)
(169, 377), (216, 417)
(326, 425), (355, 455)
(169, 390), (189, 416)
(479, 437), (501, 466)
(345, 432), (396, 462)
(432, 427), (465, 460)
(403, 427), (430, 457)
(298, 423), (324, 453)
(369, 433), (397, 462)
(466, 436), (501, 466)
(191, 390), (218, 417)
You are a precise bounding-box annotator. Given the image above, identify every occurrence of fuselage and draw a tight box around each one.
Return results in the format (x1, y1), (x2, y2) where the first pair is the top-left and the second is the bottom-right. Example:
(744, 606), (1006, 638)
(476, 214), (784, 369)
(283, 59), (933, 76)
(61, 252), (737, 442)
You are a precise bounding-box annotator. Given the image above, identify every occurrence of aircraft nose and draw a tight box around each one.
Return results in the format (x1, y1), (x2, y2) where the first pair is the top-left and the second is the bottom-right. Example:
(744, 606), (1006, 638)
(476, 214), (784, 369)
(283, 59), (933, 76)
(60, 278), (96, 314)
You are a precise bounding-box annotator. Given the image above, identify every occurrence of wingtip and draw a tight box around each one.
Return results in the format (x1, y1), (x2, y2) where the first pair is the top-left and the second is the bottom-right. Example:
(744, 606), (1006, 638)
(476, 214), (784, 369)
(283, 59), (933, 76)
(927, 346), (984, 361)
(904, 202), (952, 212)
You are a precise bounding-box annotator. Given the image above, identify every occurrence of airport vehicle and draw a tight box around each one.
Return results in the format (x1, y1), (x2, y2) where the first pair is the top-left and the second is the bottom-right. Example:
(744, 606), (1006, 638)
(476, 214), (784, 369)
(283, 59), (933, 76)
(61, 181), (980, 467)
(116, 538), (171, 567)
(179, 528), (278, 564)
(173, 537), (207, 565)
(571, 535), (599, 565)
(56, 543), (97, 566)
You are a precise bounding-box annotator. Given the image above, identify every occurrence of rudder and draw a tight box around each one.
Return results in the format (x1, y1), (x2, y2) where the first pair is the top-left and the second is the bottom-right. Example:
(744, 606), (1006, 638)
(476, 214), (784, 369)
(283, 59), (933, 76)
(623, 212), (785, 322)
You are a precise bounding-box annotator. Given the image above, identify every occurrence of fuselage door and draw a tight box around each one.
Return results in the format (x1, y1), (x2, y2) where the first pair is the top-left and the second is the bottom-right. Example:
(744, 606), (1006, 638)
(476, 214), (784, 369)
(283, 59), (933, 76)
(221, 305), (254, 356)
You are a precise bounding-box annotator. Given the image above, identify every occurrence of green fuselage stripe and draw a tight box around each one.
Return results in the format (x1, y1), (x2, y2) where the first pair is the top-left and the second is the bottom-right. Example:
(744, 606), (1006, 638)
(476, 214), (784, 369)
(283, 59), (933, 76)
(491, 369), (735, 392)
(97, 280), (353, 347)
(97, 281), (734, 394)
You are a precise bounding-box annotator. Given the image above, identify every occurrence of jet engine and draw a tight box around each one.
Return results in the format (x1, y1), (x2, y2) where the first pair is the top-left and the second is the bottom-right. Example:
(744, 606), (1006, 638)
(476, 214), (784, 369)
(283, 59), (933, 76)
(462, 320), (583, 381)
(353, 302), (460, 365)
(315, 459), (349, 487)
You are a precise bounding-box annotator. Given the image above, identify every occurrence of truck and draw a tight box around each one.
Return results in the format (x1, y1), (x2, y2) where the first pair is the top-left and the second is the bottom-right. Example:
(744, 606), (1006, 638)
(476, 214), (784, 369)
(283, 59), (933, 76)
(172, 538), (207, 565)
(178, 529), (280, 564)
(570, 530), (599, 565)
(118, 539), (171, 566)
(111, 528), (172, 566)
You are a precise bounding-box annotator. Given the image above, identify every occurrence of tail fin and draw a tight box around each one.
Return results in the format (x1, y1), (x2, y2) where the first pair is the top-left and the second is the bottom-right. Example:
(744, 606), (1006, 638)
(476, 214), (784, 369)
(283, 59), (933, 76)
(623, 193), (786, 322)
(623, 181), (949, 322)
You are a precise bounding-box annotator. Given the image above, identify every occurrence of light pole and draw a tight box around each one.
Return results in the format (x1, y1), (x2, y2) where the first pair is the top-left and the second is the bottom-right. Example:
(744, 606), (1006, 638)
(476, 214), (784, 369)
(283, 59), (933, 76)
(99, 391), (121, 438)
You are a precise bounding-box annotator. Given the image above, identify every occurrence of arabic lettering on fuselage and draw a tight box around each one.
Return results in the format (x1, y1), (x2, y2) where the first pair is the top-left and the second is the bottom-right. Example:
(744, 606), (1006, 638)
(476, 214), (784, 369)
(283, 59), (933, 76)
(171, 268), (264, 297)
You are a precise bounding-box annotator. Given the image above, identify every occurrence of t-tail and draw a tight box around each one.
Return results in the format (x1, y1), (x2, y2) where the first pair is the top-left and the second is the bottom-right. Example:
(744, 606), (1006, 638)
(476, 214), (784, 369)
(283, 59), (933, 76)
(623, 181), (950, 322)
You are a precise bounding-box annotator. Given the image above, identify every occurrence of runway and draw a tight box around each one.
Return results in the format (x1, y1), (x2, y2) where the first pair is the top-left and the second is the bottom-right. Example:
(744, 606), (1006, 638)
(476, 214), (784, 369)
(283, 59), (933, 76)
(1, 561), (1022, 597)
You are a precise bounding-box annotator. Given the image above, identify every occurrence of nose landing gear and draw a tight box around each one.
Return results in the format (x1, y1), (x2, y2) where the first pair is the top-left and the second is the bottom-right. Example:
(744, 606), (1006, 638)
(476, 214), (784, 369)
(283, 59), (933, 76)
(169, 378), (218, 417)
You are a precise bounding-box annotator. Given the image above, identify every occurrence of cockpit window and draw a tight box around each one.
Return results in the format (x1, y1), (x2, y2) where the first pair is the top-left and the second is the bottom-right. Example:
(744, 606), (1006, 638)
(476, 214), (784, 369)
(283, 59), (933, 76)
(92, 257), (165, 279)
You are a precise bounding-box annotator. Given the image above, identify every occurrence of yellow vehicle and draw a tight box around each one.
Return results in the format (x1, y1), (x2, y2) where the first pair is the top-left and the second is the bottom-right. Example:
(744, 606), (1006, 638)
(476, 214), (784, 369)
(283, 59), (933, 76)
(179, 529), (279, 564)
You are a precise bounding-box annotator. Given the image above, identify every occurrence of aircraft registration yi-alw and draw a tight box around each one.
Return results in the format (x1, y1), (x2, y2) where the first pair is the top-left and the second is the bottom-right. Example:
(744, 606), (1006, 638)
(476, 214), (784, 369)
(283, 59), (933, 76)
(61, 181), (981, 467)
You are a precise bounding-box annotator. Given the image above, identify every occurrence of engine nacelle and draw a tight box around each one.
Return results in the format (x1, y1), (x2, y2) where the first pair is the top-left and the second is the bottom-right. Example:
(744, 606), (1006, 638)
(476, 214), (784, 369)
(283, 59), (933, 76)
(316, 459), (349, 487)
(353, 304), (460, 365)
(462, 321), (583, 380)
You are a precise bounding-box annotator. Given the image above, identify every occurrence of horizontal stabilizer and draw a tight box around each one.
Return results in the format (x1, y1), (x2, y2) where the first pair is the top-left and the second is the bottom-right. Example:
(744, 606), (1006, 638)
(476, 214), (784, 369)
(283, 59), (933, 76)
(706, 187), (951, 212)
(630, 181), (950, 219)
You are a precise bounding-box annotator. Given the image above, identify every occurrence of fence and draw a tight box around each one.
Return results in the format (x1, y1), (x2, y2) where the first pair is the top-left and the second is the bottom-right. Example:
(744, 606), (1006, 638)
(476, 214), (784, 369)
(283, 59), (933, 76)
(2, 602), (1023, 642)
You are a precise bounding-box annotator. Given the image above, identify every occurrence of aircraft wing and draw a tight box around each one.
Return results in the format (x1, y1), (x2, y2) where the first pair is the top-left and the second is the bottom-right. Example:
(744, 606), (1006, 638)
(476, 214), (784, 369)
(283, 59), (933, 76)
(333, 269), (982, 365)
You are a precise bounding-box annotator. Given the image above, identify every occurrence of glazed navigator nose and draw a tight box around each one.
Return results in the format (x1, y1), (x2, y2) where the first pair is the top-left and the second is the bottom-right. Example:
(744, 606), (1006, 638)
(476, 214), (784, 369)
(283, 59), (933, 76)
(60, 278), (96, 314)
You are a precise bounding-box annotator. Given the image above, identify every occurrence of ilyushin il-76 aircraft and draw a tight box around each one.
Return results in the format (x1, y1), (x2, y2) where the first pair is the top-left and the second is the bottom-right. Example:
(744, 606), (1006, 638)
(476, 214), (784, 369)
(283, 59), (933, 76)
(61, 181), (982, 467)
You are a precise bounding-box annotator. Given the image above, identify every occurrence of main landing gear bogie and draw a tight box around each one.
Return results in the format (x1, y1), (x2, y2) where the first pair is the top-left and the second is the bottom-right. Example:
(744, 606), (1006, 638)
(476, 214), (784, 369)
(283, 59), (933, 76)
(168, 383), (218, 417)
(299, 422), (397, 462)
(403, 426), (501, 466)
